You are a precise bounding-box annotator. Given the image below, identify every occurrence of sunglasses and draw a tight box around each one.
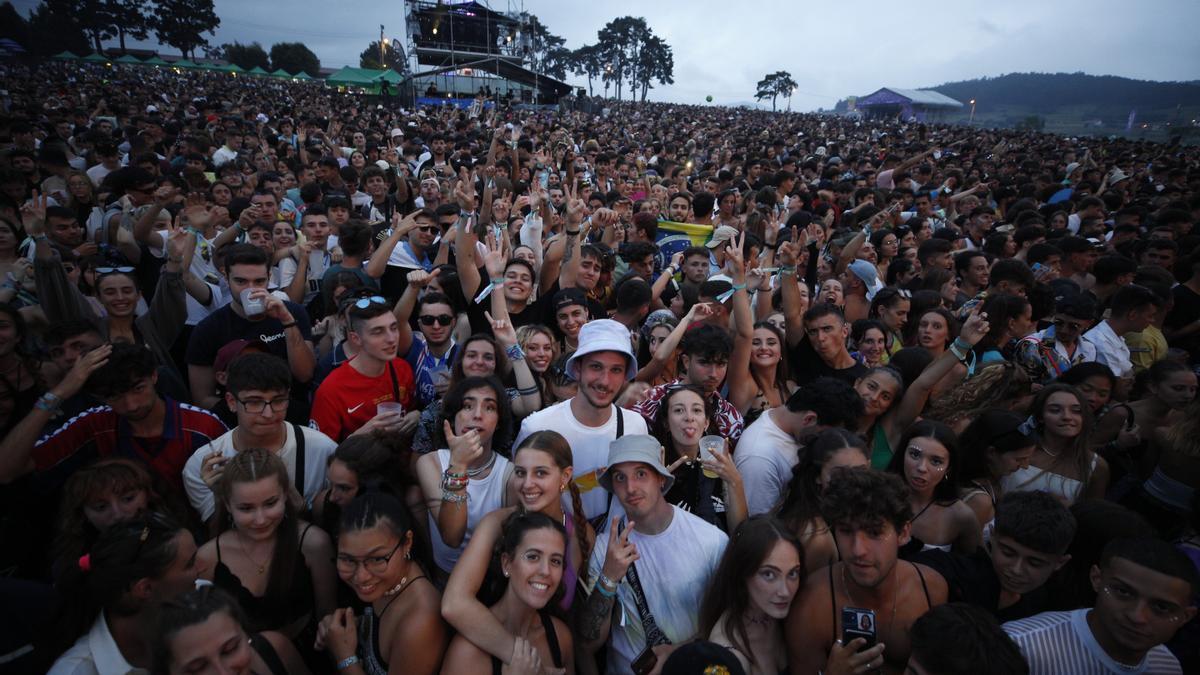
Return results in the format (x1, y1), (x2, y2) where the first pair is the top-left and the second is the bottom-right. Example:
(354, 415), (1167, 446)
(96, 266), (135, 275)
(416, 225), (439, 234)
(419, 314), (453, 326)
(352, 296), (388, 309)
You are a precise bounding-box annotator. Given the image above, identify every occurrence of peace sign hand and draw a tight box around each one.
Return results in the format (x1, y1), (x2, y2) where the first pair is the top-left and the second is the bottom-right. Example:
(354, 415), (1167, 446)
(443, 420), (484, 471)
(600, 517), (640, 582)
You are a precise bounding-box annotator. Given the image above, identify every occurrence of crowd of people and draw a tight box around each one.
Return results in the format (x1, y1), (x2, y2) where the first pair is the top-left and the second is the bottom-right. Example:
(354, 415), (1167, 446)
(0, 59), (1199, 675)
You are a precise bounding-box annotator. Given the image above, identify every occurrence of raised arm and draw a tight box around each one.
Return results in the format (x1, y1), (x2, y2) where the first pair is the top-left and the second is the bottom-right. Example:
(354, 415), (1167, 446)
(484, 233), (540, 417)
(366, 212), (417, 280)
(394, 268), (440, 358)
(451, 169), (482, 297)
(882, 303), (990, 447)
(634, 301), (715, 383)
(725, 234), (759, 414)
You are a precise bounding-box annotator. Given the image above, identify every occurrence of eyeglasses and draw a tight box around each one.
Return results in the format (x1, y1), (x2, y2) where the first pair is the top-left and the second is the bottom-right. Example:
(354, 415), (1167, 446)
(1053, 318), (1087, 332)
(235, 396), (290, 414)
(416, 225), (439, 234)
(419, 314), (453, 326)
(352, 296), (388, 309)
(1100, 583), (1189, 622)
(96, 266), (135, 276)
(335, 540), (403, 575)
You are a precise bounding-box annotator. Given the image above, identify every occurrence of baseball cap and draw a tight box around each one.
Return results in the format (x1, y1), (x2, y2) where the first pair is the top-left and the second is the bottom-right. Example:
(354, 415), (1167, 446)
(564, 319), (638, 382)
(847, 259), (884, 300)
(552, 287), (589, 314)
(390, 128), (404, 138)
(214, 339), (267, 374)
(706, 226), (739, 249)
(598, 434), (675, 493)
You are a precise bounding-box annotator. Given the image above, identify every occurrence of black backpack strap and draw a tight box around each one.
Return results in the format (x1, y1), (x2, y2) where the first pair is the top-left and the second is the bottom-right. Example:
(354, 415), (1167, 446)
(291, 423), (306, 496)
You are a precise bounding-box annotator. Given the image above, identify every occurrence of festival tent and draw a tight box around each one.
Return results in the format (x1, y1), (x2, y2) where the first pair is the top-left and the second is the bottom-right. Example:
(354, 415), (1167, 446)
(171, 59), (201, 69)
(247, 66), (270, 76)
(142, 55), (170, 66)
(82, 53), (109, 63)
(325, 67), (402, 94)
(269, 68), (293, 78)
(219, 63), (245, 74)
(292, 71), (315, 80)
(114, 54), (142, 64)
(51, 51), (79, 60)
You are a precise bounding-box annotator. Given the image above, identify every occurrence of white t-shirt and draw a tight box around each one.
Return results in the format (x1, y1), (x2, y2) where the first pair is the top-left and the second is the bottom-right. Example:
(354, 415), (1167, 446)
(277, 249), (330, 305)
(182, 424), (337, 521)
(1004, 609), (1181, 674)
(586, 505), (727, 674)
(428, 449), (511, 573)
(1084, 320), (1132, 378)
(514, 400), (648, 520)
(734, 409), (801, 516)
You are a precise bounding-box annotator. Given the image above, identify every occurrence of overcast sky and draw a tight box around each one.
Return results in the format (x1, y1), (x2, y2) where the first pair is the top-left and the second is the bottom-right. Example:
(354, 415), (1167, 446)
(15, 0), (1200, 110)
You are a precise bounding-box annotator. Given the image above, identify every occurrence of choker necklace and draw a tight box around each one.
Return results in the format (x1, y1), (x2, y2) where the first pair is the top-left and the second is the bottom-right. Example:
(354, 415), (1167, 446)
(383, 576), (408, 596)
(1040, 444), (1061, 458)
(467, 451), (497, 478)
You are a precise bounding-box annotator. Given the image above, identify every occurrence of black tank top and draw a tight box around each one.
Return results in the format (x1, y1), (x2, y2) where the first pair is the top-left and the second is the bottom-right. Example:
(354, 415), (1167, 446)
(489, 610), (563, 675)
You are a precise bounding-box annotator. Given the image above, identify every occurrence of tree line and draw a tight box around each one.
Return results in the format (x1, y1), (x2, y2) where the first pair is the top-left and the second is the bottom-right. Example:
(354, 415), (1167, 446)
(1, 0), (218, 60)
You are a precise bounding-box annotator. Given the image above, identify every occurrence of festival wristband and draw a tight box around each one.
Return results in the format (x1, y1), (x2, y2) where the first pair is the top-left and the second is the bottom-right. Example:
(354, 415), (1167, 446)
(474, 277), (506, 304)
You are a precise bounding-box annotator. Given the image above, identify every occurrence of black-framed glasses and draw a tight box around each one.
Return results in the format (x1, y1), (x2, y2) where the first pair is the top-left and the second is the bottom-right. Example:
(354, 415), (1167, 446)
(352, 296), (388, 309)
(416, 225), (439, 234)
(335, 540), (403, 575)
(419, 314), (453, 326)
(97, 266), (135, 276)
(235, 396), (290, 414)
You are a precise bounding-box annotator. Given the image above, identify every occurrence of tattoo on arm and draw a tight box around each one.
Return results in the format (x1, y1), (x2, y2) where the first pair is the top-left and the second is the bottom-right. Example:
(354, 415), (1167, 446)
(563, 232), (578, 266)
(579, 589), (616, 642)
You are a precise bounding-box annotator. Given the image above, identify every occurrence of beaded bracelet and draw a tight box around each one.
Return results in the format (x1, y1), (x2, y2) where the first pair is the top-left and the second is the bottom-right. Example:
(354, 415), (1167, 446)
(442, 490), (468, 503)
(337, 655), (360, 671)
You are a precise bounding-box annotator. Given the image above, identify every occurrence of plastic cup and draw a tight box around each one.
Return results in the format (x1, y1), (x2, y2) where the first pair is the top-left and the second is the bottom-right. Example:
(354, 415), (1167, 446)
(239, 288), (265, 317)
(376, 401), (404, 416)
(698, 435), (724, 480)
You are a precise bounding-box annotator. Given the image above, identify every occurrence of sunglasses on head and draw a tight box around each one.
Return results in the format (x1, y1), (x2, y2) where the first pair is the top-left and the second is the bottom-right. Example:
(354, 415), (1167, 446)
(96, 266), (135, 275)
(419, 314), (453, 326)
(352, 296), (388, 309)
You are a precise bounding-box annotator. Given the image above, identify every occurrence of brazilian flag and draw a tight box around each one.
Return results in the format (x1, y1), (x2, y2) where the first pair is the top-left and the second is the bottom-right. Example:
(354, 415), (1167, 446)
(654, 220), (713, 269)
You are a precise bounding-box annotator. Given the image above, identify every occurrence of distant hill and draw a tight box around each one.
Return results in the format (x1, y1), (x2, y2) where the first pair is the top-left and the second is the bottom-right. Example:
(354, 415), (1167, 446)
(927, 72), (1200, 113)
(835, 72), (1200, 140)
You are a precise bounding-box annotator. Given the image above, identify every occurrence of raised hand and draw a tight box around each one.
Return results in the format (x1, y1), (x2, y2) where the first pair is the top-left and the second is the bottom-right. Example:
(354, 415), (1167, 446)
(407, 267), (442, 289)
(20, 190), (48, 231)
(600, 517), (640, 583)
(56, 343), (112, 398)
(959, 303), (990, 346)
(444, 420), (484, 470)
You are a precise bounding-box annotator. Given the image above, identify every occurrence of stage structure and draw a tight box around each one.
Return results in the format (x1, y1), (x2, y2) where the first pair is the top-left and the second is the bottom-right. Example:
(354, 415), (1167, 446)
(400, 0), (572, 107)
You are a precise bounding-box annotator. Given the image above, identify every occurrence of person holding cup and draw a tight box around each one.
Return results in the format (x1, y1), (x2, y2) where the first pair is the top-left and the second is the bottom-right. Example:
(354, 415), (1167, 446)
(310, 296), (417, 443)
(651, 383), (747, 533)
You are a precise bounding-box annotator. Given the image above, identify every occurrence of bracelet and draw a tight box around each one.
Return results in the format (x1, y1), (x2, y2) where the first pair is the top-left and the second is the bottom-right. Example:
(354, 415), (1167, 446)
(599, 573), (618, 591)
(664, 265), (676, 276)
(505, 343), (525, 361)
(595, 582), (616, 598)
(35, 391), (63, 413)
(517, 384), (540, 396)
(442, 476), (468, 492)
(565, 229), (580, 236)
(779, 265), (797, 275)
(336, 655), (360, 671)
(444, 467), (467, 478)
(280, 321), (297, 330)
(952, 336), (972, 352)
(33, 234), (49, 242)
(442, 490), (469, 503)
(459, 210), (475, 219)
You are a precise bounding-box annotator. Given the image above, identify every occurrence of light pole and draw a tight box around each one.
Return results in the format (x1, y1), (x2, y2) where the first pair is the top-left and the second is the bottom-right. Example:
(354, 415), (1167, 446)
(969, 99), (977, 124)
(379, 24), (385, 67)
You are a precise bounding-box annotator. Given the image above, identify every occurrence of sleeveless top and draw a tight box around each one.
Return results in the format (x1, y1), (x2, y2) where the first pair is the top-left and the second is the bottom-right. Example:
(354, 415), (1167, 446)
(249, 633), (288, 675)
(829, 561), (932, 644)
(870, 424), (893, 470)
(430, 449), (511, 572)
(488, 610), (563, 675)
(1001, 454), (1099, 506)
(213, 524), (317, 633)
(355, 577), (429, 675)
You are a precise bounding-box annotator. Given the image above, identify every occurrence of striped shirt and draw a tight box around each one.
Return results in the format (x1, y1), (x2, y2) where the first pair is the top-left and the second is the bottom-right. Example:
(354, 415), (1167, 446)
(1003, 609), (1181, 674)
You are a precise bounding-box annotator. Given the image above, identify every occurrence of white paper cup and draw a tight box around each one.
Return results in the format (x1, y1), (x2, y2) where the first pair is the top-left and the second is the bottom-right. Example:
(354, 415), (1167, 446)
(240, 288), (265, 317)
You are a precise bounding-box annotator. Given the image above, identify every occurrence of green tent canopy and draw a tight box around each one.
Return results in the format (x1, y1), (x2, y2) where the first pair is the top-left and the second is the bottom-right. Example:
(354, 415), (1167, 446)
(247, 66), (269, 76)
(114, 54), (142, 64)
(292, 71), (315, 80)
(220, 63), (244, 73)
(142, 55), (169, 66)
(51, 51), (79, 60)
(325, 67), (401, 92)
(269, 68), (293, 78)
(170, 59), (199, 68)
(82, 53), (109, 63)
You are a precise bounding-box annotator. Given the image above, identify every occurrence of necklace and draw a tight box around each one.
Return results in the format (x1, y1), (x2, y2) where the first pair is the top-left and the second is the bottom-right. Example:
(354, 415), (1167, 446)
(910, 499), (935, 523)
(383, 576), (408, 596)
(234, 529), (271, 575)
(467, 450), (497, 478)
(1040, 444), (1061, 458)
(841, 563), (898, 645)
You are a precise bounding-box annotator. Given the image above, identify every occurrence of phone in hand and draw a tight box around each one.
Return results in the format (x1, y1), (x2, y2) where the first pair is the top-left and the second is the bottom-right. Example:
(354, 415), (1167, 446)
(842, 607), (877, 650)
(631, 647), (657, 675)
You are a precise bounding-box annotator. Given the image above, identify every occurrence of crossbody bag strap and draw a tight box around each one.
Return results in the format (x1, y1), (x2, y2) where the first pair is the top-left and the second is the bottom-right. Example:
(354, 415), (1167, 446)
(291, 423), (306, 495)
(387, 360), (400, 403)
(622, 520), (670, 647)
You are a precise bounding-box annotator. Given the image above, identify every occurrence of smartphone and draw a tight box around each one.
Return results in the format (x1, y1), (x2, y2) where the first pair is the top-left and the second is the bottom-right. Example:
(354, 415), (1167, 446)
(631, 647), (657, 675)
(842, 607), (877, 650)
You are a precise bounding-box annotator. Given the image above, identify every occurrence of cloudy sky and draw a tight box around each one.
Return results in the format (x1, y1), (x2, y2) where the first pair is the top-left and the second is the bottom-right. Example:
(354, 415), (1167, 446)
(15, 0), (1200, 110)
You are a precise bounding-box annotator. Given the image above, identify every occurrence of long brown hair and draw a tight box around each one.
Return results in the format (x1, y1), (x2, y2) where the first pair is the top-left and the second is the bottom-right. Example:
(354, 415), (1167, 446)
(212, 449), (300, 611)
(698, 517), (804, 667)
(513, 430), (590, 580)
(54, 457), (167, 565)
(1029, 383), (1097, 489)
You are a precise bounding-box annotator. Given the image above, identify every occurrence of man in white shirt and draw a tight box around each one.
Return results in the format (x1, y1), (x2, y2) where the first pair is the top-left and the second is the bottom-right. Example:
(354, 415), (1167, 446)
(514, 319), (647, 521)
(1003, 537), (1196, 675)
(579, 434), (727, 675)
(211, 129), (242, 168)
(183, 352), (335, 521)
(1084, 284), (1161, 380)
(736, 377), (864, 515)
